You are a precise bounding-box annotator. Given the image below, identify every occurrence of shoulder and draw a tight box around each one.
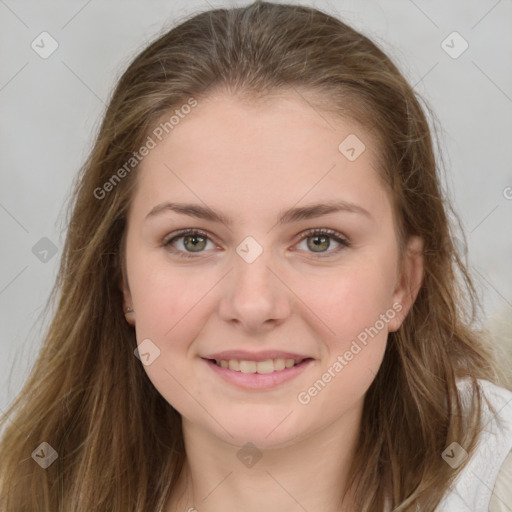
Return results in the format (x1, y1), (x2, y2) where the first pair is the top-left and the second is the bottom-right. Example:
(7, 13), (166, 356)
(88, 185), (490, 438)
(436, 378), (512, 511)
(490, 449), (512, 512)
(456, 377), (512, 430)
(456, 376), (512, 405)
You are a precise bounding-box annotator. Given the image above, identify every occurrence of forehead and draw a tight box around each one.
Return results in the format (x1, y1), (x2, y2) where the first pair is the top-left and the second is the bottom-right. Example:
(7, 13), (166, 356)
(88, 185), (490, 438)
(131, 91), (390, 222)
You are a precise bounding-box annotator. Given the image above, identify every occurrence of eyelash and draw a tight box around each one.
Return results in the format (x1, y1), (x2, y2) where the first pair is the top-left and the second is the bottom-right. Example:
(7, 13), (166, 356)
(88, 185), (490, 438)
(162, 228), (350, 259)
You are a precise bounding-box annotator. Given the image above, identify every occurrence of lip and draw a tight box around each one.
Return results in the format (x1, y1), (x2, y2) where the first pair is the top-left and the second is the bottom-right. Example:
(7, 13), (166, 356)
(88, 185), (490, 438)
(203, 350), (311, 362)
(202, 357), (314, 390)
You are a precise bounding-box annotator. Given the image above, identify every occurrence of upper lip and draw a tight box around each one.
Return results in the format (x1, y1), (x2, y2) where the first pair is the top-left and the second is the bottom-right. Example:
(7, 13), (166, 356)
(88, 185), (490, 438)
(203, 350), (312, 362)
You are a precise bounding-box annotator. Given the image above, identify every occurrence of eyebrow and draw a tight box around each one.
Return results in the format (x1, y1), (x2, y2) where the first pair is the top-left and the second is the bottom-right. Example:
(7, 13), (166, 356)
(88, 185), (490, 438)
(145, 200), (373, 226)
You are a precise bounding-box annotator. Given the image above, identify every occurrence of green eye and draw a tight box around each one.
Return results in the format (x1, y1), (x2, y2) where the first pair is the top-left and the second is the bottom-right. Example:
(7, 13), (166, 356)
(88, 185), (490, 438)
(181, 234), (208, 252)
(296, 229), (350, 256)
(163, 228), (350, 259)
(164, 229), (214, 258)
(307, 234), (330, 252)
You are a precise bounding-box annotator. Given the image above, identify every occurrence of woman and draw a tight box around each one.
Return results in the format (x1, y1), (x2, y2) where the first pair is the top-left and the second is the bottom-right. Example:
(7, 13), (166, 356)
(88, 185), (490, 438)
(1, 2), (511, 511)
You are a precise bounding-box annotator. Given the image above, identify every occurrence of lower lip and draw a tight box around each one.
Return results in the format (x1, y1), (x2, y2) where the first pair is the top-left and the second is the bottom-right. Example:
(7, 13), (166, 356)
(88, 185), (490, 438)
(203, 358), (313, 390)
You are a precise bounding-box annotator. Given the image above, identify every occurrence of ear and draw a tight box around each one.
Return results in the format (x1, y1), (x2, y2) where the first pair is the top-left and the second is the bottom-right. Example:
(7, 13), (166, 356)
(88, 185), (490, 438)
(119, 275), (136, 327)
(388, 235), (424, 332)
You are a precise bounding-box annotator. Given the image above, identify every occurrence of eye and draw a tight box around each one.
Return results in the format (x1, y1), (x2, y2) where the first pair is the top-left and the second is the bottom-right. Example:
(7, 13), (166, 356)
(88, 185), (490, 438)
(163, 228), (350, 259)
(295, 228), (350, 257)
(163, 229), (217, 258)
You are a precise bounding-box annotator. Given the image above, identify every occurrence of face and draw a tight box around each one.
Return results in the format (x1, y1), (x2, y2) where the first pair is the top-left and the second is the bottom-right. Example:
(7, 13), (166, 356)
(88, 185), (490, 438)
(121, 91), (423, 449)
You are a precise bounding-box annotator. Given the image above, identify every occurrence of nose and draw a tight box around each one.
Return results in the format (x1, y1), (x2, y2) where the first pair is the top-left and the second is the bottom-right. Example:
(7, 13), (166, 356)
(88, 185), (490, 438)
(218, 243), (292, 333)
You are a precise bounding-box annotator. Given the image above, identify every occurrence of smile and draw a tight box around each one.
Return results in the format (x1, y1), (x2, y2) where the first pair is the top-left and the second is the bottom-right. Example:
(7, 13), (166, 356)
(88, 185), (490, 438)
(212, 357), (306, 374)
(203, 357), (314, 390)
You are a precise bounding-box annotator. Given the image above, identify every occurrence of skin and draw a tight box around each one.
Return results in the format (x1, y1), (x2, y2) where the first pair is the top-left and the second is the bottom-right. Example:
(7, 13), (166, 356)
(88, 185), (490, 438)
(120, 90), (424, 512)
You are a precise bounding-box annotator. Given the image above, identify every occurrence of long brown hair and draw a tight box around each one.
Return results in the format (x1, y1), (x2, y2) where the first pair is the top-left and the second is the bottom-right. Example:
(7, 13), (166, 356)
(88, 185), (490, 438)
(0, 2), (504, 510)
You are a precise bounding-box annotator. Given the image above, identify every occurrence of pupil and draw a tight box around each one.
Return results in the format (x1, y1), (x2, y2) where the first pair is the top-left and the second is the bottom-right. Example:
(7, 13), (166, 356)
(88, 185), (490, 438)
(309, 235), (329, 252)
(185, 235), (206, 252)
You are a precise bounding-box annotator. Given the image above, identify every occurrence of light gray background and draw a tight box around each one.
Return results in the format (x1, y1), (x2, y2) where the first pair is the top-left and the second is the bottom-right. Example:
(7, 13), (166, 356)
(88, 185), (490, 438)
(1, 0), (511, 412)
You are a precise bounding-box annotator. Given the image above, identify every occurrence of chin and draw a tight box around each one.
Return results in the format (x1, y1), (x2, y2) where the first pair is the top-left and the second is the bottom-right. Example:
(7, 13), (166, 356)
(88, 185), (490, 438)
(210, 410), (310, 450)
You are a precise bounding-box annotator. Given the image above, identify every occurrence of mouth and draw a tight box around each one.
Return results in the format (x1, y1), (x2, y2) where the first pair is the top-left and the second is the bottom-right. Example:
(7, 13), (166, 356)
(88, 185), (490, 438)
(201, 356), (314, 390)
(209, 357), (311, 374)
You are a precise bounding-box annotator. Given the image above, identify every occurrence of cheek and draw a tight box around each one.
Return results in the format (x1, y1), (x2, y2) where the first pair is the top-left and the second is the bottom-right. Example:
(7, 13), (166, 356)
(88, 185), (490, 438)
(304, 262), (397, 343)
(131, 265), (210, 343)
(126, 239), (214, 352)
(298, 269), (392, 412)
(128, 258), (213, 415)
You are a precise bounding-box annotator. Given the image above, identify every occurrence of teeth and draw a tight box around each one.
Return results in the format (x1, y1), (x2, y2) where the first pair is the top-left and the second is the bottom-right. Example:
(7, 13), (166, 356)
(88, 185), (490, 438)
(239, 360), (257, 373)
(228, 360), (240, 371)
(255, 360), (274, 374)
(273, 358), (286, 371)
(215, 357), (304, 373)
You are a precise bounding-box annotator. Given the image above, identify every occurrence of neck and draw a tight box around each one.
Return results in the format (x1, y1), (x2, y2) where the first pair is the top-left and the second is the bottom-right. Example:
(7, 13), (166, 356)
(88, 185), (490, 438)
(164, 403), (363, 512)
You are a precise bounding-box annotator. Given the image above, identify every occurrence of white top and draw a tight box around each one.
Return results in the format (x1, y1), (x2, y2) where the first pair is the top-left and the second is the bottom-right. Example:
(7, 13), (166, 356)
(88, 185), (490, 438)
(435, 378), (512, 511)
(490, 449), (512, 511)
